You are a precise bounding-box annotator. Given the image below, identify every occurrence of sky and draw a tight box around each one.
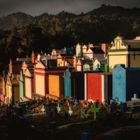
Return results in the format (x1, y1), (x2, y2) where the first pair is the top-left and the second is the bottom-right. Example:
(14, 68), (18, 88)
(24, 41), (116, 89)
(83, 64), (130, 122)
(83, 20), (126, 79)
(0, 0), (140, 16)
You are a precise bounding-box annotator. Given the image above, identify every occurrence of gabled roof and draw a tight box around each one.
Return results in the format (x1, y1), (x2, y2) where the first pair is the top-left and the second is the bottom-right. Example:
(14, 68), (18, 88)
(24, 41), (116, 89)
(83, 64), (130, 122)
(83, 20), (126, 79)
(24, 68), (33, 77)
(66, 59), (74, 66)
(110, 36), (140, 51)
(34, 61), (46, 69)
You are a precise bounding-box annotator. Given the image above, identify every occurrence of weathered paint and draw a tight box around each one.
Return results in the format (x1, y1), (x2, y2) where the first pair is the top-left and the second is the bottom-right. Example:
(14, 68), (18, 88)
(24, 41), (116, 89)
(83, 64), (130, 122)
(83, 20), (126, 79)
(12, 84), (20, 103)
(34, 62), (47, 97)
(25, 77), (32, 99)
(24, 69), (33, 99)
(84, 73), (87, 100)
(47, 70), (66, 99)
(86, 73), (102, 102)
(85, 73), (112, 103)
(48, 75), (60, 99)
(35, 74), (45, 96)
(112, 65), (126, 103)
(0, 77), (2, 95)
(129, 53), (140, 67)
(101, 75), (105, 102)
(5, 78), (12, 104)
(108, 36), (140, 71)
(113, 65), (140, 102)
(6, 84), (12, 104)
(19, 71), (24, 101)
(0, 77), (6, 102)
(108, 53), (128, 70)
(64, 72), (71, 97)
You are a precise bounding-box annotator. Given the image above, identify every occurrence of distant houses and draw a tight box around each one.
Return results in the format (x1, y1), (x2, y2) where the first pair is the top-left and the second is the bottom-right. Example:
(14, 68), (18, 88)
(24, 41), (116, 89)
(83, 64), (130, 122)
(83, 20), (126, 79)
(0, 36), (140, 105)
(74, 43), (108, 71)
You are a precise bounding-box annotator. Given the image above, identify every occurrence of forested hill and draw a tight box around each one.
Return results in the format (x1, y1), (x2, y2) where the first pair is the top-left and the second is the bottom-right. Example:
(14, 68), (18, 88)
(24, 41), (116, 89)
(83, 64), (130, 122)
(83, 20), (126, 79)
(0, 5), (140, 43)
(0, 5), (140, 70)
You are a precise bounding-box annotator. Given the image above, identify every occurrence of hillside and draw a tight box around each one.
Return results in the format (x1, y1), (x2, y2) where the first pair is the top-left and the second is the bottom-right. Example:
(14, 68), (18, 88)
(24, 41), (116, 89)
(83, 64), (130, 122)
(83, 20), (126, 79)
(0, 5), (140, 43)
(0, 5), (140, 72)
(0, 12), (33, 30)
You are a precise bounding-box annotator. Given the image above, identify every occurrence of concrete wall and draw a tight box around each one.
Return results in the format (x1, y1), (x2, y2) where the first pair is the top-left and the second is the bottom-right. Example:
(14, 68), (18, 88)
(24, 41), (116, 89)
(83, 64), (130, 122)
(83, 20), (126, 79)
(25, 77), (32, 99)
(112, 65), (126, 102)
(48, 75), (60, 98)
(35, 74), (45, 96)
(108, 52), (128, 70)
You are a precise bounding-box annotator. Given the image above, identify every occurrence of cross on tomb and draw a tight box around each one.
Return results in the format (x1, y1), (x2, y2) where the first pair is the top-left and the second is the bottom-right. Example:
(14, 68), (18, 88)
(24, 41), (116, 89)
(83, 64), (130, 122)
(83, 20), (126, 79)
(45, 106), (52, 117)
(41, 105), (45, 113)
(37, 54), (41, 62)
(81, 108), (88, 119)
(67, 101), (70, 107)
(131, 93), (138, 101)
(74, 99), (78, 105)
(68, 106), (73, 116)
(92, 103), (99, 121)
(72, 100), (77, 110)
(83, 103), (87, 109)
(81, 104), (88, 119)
(56, 103), (61, 114)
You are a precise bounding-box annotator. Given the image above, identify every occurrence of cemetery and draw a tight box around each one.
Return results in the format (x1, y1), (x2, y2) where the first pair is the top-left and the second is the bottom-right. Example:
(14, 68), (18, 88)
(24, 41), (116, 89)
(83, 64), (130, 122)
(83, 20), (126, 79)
(0, 36), (140, 139)
(0, 96), (140, 140)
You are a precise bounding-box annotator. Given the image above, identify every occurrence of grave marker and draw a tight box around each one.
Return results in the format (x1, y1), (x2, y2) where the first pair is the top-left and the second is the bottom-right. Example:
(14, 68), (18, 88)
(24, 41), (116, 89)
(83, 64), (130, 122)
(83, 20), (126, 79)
(92, 103), (99, 121)
(41, 105), (45, 113)
(56, 103), (61, 113)
(81, 105), (88, 119)
(68, 106), (73, 116)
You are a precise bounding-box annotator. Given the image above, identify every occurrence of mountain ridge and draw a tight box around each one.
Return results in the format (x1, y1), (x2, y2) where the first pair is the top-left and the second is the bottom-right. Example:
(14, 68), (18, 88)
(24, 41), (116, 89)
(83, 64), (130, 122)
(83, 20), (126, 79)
(1, 5), (140, 30)
(1, 5), (140, 71)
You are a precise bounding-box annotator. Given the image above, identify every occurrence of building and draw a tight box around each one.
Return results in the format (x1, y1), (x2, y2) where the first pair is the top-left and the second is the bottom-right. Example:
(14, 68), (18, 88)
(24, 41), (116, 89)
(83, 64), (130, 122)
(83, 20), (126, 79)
(71, 72), (85, 100)
(112, 64), (140, 103)
(108, 36), (140, 71)
(24, 68), (34, 99)
(74, 43), (107, 72)
(19, 71), (24, 101)
(34, 56), (47, 97)
(85, 72), (112, 103)
(0, 76), (6, 103)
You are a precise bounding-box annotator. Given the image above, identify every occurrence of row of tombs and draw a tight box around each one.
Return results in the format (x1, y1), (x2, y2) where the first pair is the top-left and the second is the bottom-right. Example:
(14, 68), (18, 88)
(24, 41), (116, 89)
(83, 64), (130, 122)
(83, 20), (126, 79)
(1, 64), (140, 105)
